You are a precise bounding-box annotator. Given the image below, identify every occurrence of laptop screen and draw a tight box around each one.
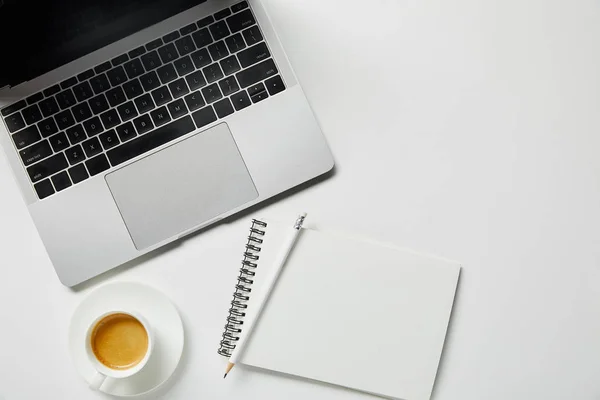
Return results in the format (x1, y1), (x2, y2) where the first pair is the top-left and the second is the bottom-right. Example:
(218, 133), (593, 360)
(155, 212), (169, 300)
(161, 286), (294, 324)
(0, 0), (206, 89)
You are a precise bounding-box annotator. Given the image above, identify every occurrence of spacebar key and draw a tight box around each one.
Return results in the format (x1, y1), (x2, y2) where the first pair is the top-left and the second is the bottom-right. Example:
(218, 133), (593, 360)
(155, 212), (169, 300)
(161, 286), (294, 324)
(107, 116), (195, 166)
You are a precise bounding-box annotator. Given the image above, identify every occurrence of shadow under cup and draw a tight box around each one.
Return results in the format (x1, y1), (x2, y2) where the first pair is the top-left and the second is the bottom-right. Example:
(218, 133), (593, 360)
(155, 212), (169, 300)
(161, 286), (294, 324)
(85, 311), (154, 381)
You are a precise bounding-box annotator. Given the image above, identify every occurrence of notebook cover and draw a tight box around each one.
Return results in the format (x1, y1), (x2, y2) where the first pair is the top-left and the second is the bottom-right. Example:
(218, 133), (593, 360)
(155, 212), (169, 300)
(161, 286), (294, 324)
(237, 219), (460, 400)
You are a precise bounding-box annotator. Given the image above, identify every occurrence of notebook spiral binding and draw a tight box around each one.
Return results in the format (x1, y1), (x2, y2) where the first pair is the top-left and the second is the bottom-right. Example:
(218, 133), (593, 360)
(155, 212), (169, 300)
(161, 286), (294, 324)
(218, 219), (268, 357)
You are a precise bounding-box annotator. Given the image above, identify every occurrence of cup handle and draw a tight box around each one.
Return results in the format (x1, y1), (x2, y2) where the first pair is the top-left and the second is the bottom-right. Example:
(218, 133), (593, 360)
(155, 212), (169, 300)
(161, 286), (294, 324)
(89, 371), (107, 391)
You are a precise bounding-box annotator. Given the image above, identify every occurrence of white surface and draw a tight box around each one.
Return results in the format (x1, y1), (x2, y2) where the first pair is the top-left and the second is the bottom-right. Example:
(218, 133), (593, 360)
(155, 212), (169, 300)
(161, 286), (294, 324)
(1, 0), (600, 399)
(236, 219), (460, 400)
(68, 282), (184, 396)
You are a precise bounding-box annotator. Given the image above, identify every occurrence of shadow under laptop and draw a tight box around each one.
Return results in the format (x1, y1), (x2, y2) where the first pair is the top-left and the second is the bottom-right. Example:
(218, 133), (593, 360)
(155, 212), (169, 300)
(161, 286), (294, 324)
(69, 166), (336, 292)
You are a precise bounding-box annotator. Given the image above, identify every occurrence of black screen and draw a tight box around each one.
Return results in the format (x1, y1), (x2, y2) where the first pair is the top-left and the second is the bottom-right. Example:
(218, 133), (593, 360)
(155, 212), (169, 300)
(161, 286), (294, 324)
(0, 0), (206, 88)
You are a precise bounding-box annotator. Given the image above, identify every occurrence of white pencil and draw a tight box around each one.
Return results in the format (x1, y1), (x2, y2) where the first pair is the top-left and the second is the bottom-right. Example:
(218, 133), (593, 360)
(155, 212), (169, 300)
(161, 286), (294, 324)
(224, 213), (307, 378)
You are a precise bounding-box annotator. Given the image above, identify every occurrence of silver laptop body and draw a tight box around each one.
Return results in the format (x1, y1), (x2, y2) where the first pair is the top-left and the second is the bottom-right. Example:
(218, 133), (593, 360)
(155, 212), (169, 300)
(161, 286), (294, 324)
(0, 0), (334, 286)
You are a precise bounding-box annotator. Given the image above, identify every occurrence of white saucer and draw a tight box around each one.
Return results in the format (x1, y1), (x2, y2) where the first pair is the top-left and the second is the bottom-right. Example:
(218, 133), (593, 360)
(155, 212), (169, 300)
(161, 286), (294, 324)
(69, 282), (184, 397)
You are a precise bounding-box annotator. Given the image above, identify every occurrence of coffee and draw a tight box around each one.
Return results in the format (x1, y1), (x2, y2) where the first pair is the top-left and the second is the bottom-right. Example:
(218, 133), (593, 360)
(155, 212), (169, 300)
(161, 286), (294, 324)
(91, 313), (149, 370)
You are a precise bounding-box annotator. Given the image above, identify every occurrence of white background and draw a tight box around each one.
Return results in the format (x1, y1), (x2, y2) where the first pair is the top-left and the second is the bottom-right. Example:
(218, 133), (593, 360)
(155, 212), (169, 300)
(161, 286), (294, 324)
(1, 0), (600, 399)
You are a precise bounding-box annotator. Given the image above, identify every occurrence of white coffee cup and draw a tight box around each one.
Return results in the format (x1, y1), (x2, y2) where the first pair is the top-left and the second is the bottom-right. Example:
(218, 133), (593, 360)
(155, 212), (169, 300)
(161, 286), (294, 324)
(85, 310), (154, 391)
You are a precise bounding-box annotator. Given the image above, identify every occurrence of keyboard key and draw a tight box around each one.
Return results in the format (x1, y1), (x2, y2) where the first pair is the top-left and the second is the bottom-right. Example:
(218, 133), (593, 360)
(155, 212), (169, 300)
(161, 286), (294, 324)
(175, 35), (196, 56)
(117, 101), (138, 121)
(201, 84), (222, 103)
(56, 89), (76, 110)
(107, 116), (195, 166)
(43, 85), (61, 97)
(236, 59), (278, 88)
(157, 63), (177, 84)
(55, 109), (75, 130)
(68, 163), (89, 184)
(219, 76), (240, 96)
(197, 15), (215, 29)
(82, 137), (102, 157)
(89, 94), (110, 115)
(20, 140), (52, 166)
(134, 93), (155, 114)
(192, 28), (213, 48)
(168, 78), (190, 99)
(232, 1), (249, 12)
(133, 114), (154, 134)
(180, 23), (197, 35)
(99, 129), (120, 150)
(66, 124), (87, 144)
(22, 104), (43, 125)
(123, 79), (144, 99)
(65, 144), (86, 165)
(146, 38), (163, 51)
(158, 43), (179, 64)
(225, 33), (246, 53)
(51, 171), (72, 192)
(140, 71), (161, 92)
(111, 53), (129, 66)
(1, 100), (26, 117)
(4, 112), (25, 132)
(72, 102), (92, 123)
(226, 10), (255, 34)
(208, 40), (229, 61)
(73, 81), (94, 102)
(220, 55), (241, 75)
(94, 61), (112, 74)
(210, 21), (230, 41)
(128, 46), (146, 58)
(48, 132), (69, 152)
(85, 154), (110, 176)
(27, 153), (68, 182)
(60, 77), (78, 90)
(38, 97), (60, 118)
(141, 50), (162, 71)
(100, 109), (121, 130)
(251, 89), (269, 103)
(203, 63), (224, 83)
(191, 48), (212, 69)
(26, 93), (44, 105)
(123, 58), (145, 79)
(34, 179), (54, 199)
(174, 56), (195, 77)
(167, 99), (188, 119)
(215, 8), (232, 20)
(38, 117), (59, 137)
(107, 66), (128, 87)
(116, 122), (137, 142)
(214, 98), (234, 118)
(231, 90), (251, 111)
(106, 86), (127, 107)
(12, 125), (41, 149)
(192, 106), (217, 128)
(163, 30), (181, 43)
(90, 74), (111, 94)
(265, 75), (285, 96)
(151, 86), (172, 106)
(83, 116), (103, 136)
(238, 42), (270, 68)
(184, 91), (205, 111)
(247, 82), (266, 97)
(150, 106), (172, 126)
(185, 70), (207, 91)
(242, 25), (263, 46)
(77, 69), (95, 82)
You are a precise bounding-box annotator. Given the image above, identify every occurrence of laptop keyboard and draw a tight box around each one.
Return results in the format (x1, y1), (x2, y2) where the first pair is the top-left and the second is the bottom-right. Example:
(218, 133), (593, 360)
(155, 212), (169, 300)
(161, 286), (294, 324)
(1, 1), (286, 200)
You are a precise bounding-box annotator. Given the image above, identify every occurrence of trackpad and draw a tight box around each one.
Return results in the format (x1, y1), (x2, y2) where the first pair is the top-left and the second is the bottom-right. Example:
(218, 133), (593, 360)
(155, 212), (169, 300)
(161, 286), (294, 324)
(106, 123), (258, 250)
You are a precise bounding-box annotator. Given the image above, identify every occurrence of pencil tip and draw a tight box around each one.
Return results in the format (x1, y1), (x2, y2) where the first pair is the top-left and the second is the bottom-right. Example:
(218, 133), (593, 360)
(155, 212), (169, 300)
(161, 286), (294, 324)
(223, 373), (228, 379)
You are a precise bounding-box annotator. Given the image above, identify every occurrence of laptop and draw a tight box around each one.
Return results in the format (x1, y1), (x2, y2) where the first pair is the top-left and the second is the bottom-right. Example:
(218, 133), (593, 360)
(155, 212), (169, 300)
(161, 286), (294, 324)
(0, 0), (334, 286)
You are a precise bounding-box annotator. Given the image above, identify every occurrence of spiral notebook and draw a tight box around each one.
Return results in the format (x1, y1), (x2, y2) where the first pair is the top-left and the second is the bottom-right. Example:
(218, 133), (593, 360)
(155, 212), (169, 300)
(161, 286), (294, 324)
(218, 218), (461, 400)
